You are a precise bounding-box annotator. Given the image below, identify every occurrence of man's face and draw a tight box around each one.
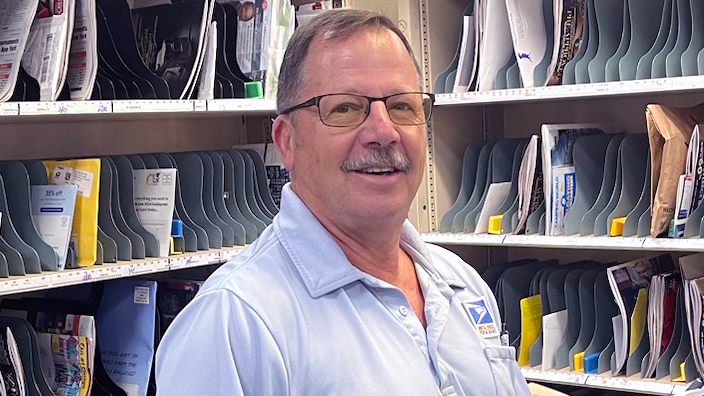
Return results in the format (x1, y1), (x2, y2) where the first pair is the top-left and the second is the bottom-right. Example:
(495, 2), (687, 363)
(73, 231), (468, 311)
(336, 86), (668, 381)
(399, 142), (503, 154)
(275, 28), (426, 229)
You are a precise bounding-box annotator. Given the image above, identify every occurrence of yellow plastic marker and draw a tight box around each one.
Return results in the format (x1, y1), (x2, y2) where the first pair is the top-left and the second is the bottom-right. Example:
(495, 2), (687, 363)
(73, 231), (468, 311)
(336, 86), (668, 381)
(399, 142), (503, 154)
(672, 362), (687, 382)
(574, 352), (584, 372)
(488, 215), (503, 235)
(169, 237), (176, 255)
(609, 217), (626, 236)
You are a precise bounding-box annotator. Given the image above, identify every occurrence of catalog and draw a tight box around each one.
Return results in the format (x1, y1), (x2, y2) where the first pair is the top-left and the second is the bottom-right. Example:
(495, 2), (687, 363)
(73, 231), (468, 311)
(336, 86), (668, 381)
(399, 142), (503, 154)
(0, 0), (37, 102)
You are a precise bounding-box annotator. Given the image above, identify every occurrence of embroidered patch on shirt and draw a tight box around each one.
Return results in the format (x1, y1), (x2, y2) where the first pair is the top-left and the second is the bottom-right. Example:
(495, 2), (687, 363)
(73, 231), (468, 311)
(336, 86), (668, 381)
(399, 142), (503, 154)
(463, 298), (499, 338)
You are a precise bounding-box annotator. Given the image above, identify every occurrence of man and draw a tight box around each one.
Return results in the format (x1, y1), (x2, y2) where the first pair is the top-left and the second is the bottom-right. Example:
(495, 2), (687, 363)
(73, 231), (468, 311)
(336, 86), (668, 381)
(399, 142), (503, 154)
(155, 9), (530, 396)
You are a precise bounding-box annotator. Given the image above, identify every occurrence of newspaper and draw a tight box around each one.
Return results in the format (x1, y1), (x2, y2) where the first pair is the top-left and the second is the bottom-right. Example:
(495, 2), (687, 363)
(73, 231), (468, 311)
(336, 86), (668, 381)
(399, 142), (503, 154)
(66, 0), (97, 100)
(452, 14), (477, 93)
(132, 0), (212, 99)
(643, 272), (680, 377)
(540, 124), (602, 236)
(679, 253), (704, 378)
(0, 328), (23, 396)
(546, 0), (585, 85)
(0, 0), (38, 102)
(607, 254), (675, 375)
(515, 135), (543, 234)
(37, 333), (91, 396)
(22, 0), (76, 101)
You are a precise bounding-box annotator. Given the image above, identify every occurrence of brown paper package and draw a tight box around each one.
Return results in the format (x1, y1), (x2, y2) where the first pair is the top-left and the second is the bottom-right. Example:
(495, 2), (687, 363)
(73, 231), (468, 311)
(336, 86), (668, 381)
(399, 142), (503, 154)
(647, 103), (704, 237)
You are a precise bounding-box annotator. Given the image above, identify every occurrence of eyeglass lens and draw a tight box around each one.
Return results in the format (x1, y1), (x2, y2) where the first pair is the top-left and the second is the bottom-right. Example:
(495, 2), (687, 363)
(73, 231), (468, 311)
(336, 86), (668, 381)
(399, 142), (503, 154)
(318, 93), (432, 127)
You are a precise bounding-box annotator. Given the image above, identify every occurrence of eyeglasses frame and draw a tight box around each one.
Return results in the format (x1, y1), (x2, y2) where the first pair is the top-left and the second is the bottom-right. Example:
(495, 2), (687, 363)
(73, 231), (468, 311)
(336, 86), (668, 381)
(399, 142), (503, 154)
(279, 92), (435, 127)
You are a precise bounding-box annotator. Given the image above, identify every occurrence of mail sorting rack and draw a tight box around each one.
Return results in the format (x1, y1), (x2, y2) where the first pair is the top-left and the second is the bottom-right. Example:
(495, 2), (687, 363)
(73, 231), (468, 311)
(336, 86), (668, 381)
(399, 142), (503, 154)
(420, 0), (704, 394)
(433, 0), (704, 92)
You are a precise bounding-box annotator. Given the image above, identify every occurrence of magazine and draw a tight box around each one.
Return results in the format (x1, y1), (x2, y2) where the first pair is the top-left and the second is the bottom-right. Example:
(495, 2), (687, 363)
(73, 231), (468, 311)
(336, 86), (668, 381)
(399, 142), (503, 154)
(607, 254), (675, 375)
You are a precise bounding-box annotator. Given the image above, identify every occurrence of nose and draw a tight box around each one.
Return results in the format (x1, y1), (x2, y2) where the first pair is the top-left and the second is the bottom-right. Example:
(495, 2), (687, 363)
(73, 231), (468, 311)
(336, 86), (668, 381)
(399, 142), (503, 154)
(358, 100), (400, 147)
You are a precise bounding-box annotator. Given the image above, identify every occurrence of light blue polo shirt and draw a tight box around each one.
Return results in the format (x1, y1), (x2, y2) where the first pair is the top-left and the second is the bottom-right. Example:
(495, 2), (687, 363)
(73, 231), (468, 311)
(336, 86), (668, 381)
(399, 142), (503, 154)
(155, 184), (530, 396)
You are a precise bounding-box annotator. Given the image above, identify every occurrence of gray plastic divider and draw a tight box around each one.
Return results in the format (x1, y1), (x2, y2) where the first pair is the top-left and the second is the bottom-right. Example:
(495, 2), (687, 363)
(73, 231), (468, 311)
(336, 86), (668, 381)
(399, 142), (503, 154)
(568, 269), (600, 371)
(238, 150), (275, 220)
(605, 134), (649, 234)
(564, 134), (615, 235)
(605, 0), (630, 82)
(594, 142), (624, 236)
(97, 158), (131, 261)
(637, 205), (652, 237)
(589, 0), (626, 83)
(0, 174), (39, 274)
(619, 0), (665, 80)
(172, 153), (223, 249)
(226, 151), (267, 235)
(452, 141), (496, 232)
(580, 135), (624, 235)
(208, 152), (246, 246)
(506, 61), (522, 89)
(495, 140), (528, 215)
(105, 157), (146, 259)
(623, 155), (651, 237)
(574, 0), (600, 84)
(494, 53), (514, 90)
(584, 272), (618, 371)
(235, 150), (273, 223)
(598, 338), (616, 374)
(651, 0), (679, 78)
(21, 161), (48, 185)
(198, 153), (235, 247)
(97, 227), (117, 263)
(666, 0), (693, 77)
(433, 3), (474, 93)
(112, 156), (159, 257)
(554, 269), (586, 369)
(526, 203), (544, 235)
(441, 143), (483, 232)
(684, 351), (698, 381)
(243, 149), (279, 216)
(0, 234), (22, 276)
(153, 153), (201, 252)
(218, 152), (257, 244)
(636, 0), (672, 79)
(464, 139), (523, 232)
(0, 162), (58, 271)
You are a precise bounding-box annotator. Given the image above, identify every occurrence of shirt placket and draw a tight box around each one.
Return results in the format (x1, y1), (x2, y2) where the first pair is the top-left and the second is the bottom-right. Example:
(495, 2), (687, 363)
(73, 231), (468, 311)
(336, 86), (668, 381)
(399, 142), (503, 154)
(360, 277), (436, 381)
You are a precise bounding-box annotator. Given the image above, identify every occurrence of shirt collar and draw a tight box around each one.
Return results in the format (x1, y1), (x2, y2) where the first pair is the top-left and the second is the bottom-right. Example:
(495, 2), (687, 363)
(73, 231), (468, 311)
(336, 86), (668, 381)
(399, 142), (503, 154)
(273, 184), (466, 298)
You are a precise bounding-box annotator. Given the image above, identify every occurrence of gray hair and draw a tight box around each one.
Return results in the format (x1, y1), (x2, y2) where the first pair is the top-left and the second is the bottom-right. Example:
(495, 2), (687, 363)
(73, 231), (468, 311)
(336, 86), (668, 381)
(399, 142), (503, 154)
(276, 9), (422, 115)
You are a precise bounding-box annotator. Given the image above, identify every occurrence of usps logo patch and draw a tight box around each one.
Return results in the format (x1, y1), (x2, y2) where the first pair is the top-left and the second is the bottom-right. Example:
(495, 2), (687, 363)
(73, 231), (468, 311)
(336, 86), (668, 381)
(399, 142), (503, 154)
(463, 298), (499, 338)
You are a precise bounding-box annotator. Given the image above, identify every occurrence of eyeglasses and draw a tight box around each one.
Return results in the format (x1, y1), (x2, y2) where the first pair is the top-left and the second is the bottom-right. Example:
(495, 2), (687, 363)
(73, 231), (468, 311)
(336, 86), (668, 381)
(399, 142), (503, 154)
(280, 92), (435, 127)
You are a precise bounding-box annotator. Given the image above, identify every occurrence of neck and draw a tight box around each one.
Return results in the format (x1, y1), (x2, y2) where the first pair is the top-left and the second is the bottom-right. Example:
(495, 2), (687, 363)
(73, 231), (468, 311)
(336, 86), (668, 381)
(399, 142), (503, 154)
(317, 215), (409, 286)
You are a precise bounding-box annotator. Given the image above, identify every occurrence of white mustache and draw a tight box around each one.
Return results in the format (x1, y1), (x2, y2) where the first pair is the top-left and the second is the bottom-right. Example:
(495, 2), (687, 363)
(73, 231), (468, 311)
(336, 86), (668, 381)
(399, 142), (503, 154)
(340, 149), (411, 172)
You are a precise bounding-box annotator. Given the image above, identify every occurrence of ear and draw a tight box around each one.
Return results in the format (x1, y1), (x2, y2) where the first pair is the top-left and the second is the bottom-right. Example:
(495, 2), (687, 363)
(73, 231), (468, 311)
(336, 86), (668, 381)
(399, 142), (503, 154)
(272, 115), (296, 173)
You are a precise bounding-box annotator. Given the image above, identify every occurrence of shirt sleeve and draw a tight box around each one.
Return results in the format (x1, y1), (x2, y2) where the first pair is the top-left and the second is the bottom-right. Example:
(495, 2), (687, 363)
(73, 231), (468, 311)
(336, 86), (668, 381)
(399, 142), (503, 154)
(155, 289), (289, 396)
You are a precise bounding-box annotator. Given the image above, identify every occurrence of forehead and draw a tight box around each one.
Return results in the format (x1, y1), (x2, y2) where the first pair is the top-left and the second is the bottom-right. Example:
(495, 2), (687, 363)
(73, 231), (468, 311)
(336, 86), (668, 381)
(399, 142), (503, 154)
(302, 27), (419, 97)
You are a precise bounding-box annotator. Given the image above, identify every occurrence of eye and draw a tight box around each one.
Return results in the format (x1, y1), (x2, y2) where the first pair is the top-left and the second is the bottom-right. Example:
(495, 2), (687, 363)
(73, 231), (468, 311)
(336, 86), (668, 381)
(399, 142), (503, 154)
(330, 102), (364, 113)
(389, 102), (413, 111)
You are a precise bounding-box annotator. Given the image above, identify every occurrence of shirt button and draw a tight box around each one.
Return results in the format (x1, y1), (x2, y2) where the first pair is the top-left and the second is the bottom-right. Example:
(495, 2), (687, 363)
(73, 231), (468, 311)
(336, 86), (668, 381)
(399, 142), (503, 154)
(399, 306), (409, 316)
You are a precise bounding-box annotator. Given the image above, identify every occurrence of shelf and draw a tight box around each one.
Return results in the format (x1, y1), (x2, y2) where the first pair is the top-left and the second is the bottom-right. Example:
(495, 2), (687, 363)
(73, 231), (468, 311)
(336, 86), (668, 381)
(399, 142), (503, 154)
(0, 99), (277, 118)
(435, 75), (704, 106)
(521, 368), (690, 395)
(422, 233), (704, 252)
(0, 246), (243, 296)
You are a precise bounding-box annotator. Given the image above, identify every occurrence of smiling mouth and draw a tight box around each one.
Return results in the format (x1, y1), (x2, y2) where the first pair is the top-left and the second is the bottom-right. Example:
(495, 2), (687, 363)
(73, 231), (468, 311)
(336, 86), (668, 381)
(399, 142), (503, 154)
(355, 167), (398, 175)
